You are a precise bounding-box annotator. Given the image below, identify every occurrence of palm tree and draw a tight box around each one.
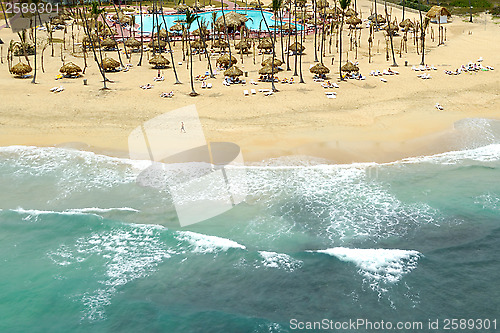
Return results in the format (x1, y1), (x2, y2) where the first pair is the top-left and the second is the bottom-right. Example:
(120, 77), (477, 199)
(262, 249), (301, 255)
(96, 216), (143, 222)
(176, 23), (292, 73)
(197, 18), (215, 78)
(259, 0), (281, 91)
(138, 0), (144, 65)
(220, 0), (233, 60)
(1, 1), (9, 28)
(159, 0), (182, 84)
(313, 0), (318, 62)
(338, 0), (351, 81)
(384, 0), (397, 66)
(417, 0), (429, 65)
(31, 13), (38, 83)
(469, 0), (473, 22)
(185, 9), (199, 96)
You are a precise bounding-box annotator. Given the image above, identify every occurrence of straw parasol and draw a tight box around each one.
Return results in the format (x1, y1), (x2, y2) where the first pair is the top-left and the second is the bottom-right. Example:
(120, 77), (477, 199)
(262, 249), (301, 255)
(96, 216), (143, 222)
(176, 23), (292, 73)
(170, 23), (184, 32)
(10, 62), (32, 76)
(101, 57), (120, 71)
(385, 22), (399, 34)
(175, 3), (189, 12)
(426, 6), (451, 19)
(217, 54), (237, 68)
(235, 40), (250, 53)
(289, 42), (305, 54)
(192, 27), (208, 36)
(346, 17), (362, 26)
(345, 8), (357, 17)
(224, 65), (243, 78)
(124, 38), (142, 49)
(213, 39), (229, 48)
(82, 34), (98, 46)
(215, 11), (248, 29)
(249, 0), (262, 7)
(51, 17), (65, 26)
(101, 37), (117, 50)
(257, 38), (273, 50)
(191, 40), (207, 50)
(148, 39), (167, 50)
(399, 18), (415, 29)
(309, 63), (330, 75)
(317, 0), (329, 8)
(59, 62), (82, 76)
(369, 14), (386, 24)
(262, 57), (283, 67)
(259, 65), (278, 75)
(149, 54), (170, 68)
(341, 61), (359, 72)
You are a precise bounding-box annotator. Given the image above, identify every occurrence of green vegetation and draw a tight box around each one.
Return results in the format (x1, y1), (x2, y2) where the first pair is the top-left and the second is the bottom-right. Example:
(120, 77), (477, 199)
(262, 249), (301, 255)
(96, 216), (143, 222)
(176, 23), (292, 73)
(399, 0), (431, 11)
(450, 0), (492, 7)
(490, 5), (500, 14)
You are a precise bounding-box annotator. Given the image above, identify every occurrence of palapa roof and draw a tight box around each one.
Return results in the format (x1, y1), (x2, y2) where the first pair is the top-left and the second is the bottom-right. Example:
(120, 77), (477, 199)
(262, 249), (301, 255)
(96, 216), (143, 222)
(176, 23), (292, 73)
(153, 29), (169, 38)
(426, 6), (451, 18)
(224, 65), (243, 77)
(399, 18), (415, 28)
(216, 54), (237, 67)
(124, 38), (142, 48)
(235, 40), (250, 49)
(257, 39), (273, 49)
(346, 17), (362, 26)
(316, 0), (329, 9)
(170, 23), (184, 31)
(191, 40), (207, 49)
(309, 63), (330, 75)
(262, 57), (283, 67)
(345, 8), (357, 17)
(289, 42), (305, 53)
(192, 27), (208, 36)
(10, 62), (32, 75)
(259, 65), (277, 75)
(215, 11), (249, 28)
(341, 61), (359, 72)
(369, 14), (386, 24)
(213, 39), (229, 48)
(51, 17), (65, 26)
(82, 34), (98, 45)
(101, 37), (117, 49)
(249, 0), (262, 7)
(60, 62), (82, 74)
(101, 57), (120, 71)
(149, 54), (170, 68)
(385, 22), (399, 33)
(148, 39), (167, 49)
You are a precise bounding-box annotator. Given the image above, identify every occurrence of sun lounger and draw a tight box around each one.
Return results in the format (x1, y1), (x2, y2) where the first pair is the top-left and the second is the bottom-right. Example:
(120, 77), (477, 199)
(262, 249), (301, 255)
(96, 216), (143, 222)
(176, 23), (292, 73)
(326, 94), (336, 99)
(244, 90), (249, 96)
(55, 86), (64, 93)
(325, 92), (337, 96)
(380, 78), (387, 82)
(50, 86), (59, 92)
(264, 91), (273, 96)
(478, 57), (483, 62)
(140, 84), (153, 89)
(154, 76), (164, 82)
(259, 89), (270, 93)
(251, 89), (256, 94)
(206, 83), (212, 89)
(201, 81), (207, 88)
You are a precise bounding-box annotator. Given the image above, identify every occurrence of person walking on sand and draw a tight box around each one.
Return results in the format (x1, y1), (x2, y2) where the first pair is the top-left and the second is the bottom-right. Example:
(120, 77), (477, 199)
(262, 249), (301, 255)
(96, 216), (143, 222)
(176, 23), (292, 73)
(180, 122), (186, 133)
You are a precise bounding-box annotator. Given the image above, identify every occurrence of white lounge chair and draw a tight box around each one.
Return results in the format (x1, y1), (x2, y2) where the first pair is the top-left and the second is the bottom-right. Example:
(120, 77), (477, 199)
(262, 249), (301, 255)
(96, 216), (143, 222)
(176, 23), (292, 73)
(244, 90), (249, 96)
(206, 83), (212, 88)
(380, 78), (387, 82)
(264, 91), (273, 96)
(251, 89), (256, 94)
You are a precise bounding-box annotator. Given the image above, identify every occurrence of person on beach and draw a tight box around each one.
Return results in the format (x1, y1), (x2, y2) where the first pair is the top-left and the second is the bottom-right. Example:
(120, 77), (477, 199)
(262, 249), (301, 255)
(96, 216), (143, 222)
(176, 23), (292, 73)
(180, 122), (186, 133)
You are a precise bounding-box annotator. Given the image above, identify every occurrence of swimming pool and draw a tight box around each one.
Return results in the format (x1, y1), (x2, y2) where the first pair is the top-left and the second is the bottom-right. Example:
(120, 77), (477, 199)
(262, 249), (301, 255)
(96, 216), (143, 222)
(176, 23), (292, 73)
(135, 9), (302, 33)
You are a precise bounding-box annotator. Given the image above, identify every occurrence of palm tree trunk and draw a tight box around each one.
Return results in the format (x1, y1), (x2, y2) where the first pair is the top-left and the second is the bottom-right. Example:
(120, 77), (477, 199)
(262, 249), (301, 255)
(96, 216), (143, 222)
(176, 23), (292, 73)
(80, 8), (108, 89)
(221, 1), (232, 60)
(339, 11), (344, 81)
(1, 1), (9, 28)
(138, 0), (144, 65)
(298, 6), (304, 83)
(159, 3), (181, 83)
(197, 19), (215, 77)
(313, 0), (318, 62)
(293, 0), (298, 76)
(286, 1), (292, 70)
(259, 6), (277, 91)
(384, 0), (397, 66)
(188, 32), (197, 96)
(31, 15), (37, 84)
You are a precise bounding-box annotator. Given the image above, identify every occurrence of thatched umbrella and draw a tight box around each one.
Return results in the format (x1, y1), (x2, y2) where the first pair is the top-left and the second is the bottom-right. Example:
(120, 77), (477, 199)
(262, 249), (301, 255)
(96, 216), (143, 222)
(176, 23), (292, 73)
(101, 57), (120, 72)
(215, 11), (248, 29)
(316, 0), (329, 9)
(124, 38), (142, 49)
(51, 17), (65, 26)
(192, 27), (208, 36)
(235, 40), (250, 53)
(148, 39), (167, 51)
(399, 18), (415, 29)
(310, 63), (330, 75)
(82, 34), (98, 46)
(257, 38), (273, 51)
(385, 22), (399, 35)
(262, 57), (283, 67)
(10, 62), (32, 76)
(224, 65), (243, 78)
(345, 8), (357, 17)
(249, 0), (262, 7)
(170, 23), (184, 32)
(175, 3), (188, 12)
(149, 54), (170, 68)
(191, 40), (207, 50)
(289, 42), (305, 54)
(217, 54), (237, 68)
(213, 39), (229, 48)
(153, 29), (169, 39)
(346, 17), (362, 26)
(59, 62), (82, 76)
(341, 61), (359, 72)
(369, 14), (386, 24)
(259, 65), (277, 75)
(101, 37), (117, 50)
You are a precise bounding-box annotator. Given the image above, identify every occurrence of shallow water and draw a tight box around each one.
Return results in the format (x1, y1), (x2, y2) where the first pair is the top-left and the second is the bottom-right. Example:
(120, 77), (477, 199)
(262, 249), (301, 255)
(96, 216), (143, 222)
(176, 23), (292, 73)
(1, 121), (500, 332)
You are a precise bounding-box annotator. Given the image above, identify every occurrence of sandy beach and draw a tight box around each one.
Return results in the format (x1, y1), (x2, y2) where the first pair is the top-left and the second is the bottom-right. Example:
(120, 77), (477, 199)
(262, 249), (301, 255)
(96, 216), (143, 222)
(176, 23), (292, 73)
(0, 0), (499, 163)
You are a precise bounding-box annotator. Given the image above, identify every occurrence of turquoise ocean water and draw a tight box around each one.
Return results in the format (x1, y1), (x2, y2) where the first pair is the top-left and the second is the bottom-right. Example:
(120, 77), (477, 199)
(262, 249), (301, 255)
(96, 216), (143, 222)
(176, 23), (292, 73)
(1, 118), (499, 332)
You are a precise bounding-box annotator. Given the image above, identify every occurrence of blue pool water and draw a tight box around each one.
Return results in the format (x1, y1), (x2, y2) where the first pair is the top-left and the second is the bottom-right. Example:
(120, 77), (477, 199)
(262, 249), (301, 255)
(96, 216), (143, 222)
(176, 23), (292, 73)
(136, 9), (301, 32)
